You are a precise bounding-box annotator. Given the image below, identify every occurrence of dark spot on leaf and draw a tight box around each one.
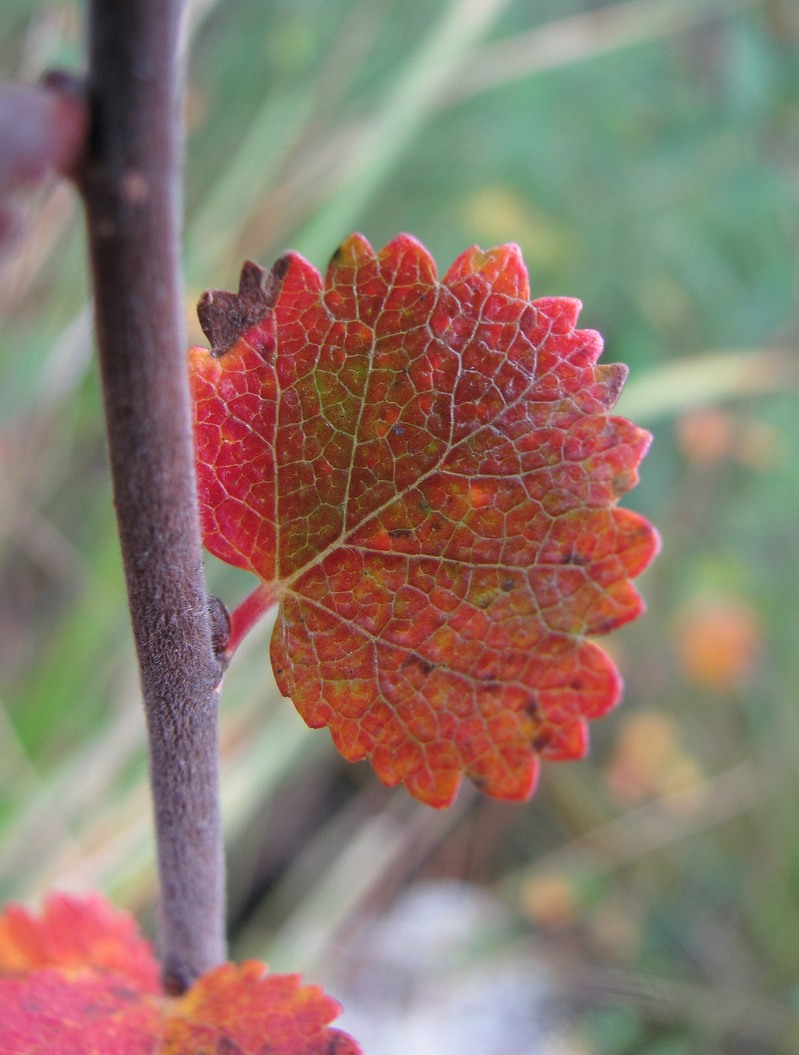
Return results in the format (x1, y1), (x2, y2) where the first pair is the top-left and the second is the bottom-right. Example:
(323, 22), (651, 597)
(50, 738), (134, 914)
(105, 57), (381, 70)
(108, 984), (138, 1001)
(402, 652), (435, 675)
(560, 550), (588, 565)
(388, 528), (413, 539)
(216, 1037), (243, 1055)
(501, 578), (515, 592)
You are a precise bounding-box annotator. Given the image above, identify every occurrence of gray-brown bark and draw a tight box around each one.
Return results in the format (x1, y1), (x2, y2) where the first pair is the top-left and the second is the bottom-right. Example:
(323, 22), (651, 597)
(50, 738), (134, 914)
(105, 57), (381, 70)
(78, 0), (226, 993)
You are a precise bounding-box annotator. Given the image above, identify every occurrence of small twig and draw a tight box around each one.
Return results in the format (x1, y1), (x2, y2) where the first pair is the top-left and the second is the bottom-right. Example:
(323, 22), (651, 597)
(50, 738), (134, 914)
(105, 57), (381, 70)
(0, 75), (87, 244)
(77, 0), (225, 992)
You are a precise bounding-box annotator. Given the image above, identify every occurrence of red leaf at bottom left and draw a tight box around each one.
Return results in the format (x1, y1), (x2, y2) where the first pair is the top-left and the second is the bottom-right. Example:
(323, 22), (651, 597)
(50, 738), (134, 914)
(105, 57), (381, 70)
(0, 970), (161, 1055)
(0, 893), (362, 1055)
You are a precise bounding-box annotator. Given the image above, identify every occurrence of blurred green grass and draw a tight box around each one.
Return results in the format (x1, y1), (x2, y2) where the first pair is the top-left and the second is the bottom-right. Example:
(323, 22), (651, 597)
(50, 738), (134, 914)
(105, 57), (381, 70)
(1, 1), (798, 1052)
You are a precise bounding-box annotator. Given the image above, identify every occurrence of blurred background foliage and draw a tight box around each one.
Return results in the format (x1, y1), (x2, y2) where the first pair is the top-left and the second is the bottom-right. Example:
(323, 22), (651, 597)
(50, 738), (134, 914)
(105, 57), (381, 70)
(1, 0), (798, 1051)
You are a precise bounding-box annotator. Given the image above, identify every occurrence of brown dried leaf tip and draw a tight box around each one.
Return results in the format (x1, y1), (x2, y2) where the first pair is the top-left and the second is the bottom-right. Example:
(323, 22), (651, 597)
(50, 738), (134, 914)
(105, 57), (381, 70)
(197, 255), (290, 357)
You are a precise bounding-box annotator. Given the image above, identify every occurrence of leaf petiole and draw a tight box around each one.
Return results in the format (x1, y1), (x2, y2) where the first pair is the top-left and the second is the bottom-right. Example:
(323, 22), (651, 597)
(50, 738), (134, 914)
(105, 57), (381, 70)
(226, 583), (280, 661)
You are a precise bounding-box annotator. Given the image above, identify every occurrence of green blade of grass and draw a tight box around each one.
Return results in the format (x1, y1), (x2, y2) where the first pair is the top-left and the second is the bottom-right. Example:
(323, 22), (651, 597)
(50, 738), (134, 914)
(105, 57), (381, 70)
(616, 348), (797, 422)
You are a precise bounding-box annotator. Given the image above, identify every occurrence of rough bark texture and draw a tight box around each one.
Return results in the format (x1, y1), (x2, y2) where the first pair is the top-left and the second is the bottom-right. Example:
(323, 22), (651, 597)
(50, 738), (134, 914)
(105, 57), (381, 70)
(78, 0), (226, 992)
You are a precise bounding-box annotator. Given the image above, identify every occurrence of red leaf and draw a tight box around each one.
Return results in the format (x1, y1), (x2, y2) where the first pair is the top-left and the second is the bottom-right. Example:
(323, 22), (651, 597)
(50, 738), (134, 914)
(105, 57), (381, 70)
(0, 894), (362, 1055)
(0, 891), (159, 992)
(164, 962), (361, 1054)
(190, 233), (659, 808)
(0, 972), (161, 1055)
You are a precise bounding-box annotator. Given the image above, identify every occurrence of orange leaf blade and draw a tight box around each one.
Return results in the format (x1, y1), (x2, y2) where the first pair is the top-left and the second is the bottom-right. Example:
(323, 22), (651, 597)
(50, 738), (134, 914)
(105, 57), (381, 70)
(190, 233), (660, 807)
(165, 961), (361, 1054)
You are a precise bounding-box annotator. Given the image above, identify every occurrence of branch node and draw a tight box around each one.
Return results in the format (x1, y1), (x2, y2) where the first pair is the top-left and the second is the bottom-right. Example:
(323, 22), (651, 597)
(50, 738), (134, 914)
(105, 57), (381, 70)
(208, 595), (232, 668)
